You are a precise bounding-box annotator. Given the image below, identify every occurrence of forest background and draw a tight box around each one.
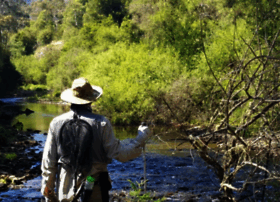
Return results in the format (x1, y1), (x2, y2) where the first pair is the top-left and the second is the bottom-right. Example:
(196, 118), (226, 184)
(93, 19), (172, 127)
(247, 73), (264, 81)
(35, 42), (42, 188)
(0, 0), (279, 127)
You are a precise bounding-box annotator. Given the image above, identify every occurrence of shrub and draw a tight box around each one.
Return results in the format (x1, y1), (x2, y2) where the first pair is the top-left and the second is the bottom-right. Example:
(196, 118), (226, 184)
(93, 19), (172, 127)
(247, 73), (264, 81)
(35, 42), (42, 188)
(79, 43), (182, 124)
(37, 27), (54, 46)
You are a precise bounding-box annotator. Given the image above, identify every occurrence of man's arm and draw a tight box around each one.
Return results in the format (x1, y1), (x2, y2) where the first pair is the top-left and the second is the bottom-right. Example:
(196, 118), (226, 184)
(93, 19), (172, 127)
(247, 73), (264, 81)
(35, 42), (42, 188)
(41, 125), (58, 198)
(101, 119), (151, 162)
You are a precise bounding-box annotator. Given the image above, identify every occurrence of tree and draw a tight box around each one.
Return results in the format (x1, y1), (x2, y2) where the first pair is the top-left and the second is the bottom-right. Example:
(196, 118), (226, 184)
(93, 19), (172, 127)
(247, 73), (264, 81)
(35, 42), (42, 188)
(29, 0), (65, 26)
(9, 28), (37, 56)
(0, 0), (30, 46)
(0, 45), (22, 96)
(128, 0), (205, 65)
(153, 3), (280, 200)
(63, 1), (85, 29)
(31, 10), (55, 45)
(84, 0), (129, 25)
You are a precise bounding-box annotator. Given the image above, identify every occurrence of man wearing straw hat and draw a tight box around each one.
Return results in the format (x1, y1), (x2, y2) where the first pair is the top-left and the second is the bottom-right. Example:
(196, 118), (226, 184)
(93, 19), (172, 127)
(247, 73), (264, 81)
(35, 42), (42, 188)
(41, 77), (151, 202)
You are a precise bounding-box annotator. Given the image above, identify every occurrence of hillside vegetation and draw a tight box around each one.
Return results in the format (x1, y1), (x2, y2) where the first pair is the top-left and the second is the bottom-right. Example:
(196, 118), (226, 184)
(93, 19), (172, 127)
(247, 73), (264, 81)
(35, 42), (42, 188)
(1, 0), (280, 126)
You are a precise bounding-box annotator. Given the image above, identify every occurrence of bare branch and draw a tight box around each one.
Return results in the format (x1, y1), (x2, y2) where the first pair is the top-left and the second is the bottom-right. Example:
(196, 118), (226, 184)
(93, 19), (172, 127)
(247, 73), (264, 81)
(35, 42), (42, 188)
(242, 161), (271, 174)
(241, 36), (265, 66)
(246, 177), (280, 184)
(242, 56), (280, 71)
(199, 13), (227, 96)
(220, 183), (243, 192)
(236, 102), (279, 134)
(218, 97), (251, 130)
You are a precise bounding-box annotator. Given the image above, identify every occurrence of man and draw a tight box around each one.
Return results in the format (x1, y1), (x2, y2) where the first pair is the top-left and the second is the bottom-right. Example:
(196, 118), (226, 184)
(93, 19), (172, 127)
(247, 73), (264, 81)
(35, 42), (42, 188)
(41, 77), (151, 202)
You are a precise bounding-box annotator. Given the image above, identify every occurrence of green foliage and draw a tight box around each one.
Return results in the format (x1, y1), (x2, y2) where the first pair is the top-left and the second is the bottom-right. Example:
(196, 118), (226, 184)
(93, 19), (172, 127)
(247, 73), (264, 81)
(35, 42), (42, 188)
(29, 0), (65, 27)
(120, 17), (144, 43)
(80, 43), (182, 124)
(9, 28), (37, 57)
(84, 0), (129, 25)
(12, 55), (44, 84)
(62, 1), (85, 29)
(129, 0), (204, 65)
(198, 17), (253, 74)
(0, 45), (22, 96)
(146, 0), (202, 58)
(0, 178), (7, 184)
(4, 153), (17, 161)
(127, 179), (166, 201)
(37, 27), (54, 45)
(0, 1), (30, 43)
(23, 84), (48, 92)
(12, 40), (63, 86)
(32, 10), (54, 31)
(154, 75), (221, 124)
(227, 0), (280, 43)
(12, 121), (23, 131)
(6, 0), (280, 128)
(29, 9), (55, 46)
(38, 45), (61, 80)
(47, 47), (82, 91)
(77, 17), (133, 51)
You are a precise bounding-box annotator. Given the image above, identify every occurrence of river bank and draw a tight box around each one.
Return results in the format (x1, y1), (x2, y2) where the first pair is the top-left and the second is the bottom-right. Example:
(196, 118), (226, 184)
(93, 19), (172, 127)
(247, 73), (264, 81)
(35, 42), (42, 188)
(0, 100), (42, 192)
(0, 132), (42, 191)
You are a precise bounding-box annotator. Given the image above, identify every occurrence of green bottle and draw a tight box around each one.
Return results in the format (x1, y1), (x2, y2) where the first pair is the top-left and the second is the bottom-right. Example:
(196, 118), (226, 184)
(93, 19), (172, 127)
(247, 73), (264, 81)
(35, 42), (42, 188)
(84, 176), (95, 190)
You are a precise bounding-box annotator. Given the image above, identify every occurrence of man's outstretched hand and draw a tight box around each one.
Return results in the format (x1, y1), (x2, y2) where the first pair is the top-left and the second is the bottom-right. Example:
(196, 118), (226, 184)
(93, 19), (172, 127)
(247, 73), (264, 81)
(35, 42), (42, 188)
(136, 122), (152, 146)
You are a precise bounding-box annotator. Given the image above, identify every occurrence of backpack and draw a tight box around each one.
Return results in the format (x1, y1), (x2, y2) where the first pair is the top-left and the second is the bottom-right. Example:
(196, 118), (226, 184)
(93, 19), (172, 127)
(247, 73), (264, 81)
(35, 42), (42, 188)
(57, 112), (96, 196)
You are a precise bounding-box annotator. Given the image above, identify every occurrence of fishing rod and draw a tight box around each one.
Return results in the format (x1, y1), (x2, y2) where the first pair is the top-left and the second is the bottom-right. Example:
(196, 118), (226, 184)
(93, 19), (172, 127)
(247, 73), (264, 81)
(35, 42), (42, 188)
(141, 121), (154, 193)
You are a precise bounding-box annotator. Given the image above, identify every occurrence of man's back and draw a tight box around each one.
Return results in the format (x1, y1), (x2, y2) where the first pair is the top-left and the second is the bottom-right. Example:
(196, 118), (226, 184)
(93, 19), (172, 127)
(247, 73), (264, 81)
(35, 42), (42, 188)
(41, 78), (151, 202)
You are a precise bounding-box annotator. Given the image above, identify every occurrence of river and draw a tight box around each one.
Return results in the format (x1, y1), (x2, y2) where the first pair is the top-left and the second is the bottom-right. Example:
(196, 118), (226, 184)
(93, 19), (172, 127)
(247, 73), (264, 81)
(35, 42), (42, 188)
(0, 101), (222, 201)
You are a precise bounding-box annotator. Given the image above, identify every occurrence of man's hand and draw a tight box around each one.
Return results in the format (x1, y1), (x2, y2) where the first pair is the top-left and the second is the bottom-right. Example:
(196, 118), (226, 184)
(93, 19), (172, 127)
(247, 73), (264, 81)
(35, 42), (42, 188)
(43, 186), (51, 197)
(44, 186), (59, 202)
(136, 123), (152, 146)
(138, 124), (151, 136)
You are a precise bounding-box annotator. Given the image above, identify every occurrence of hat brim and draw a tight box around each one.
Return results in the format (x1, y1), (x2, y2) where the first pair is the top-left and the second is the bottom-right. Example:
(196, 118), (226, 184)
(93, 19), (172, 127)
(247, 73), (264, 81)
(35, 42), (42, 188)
(60, 85), (103, 104)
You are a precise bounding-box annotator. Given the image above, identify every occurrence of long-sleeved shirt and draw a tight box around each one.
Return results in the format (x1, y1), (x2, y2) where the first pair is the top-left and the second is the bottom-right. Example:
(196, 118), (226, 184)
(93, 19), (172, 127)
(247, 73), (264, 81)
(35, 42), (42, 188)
(41, 109), (148, 201)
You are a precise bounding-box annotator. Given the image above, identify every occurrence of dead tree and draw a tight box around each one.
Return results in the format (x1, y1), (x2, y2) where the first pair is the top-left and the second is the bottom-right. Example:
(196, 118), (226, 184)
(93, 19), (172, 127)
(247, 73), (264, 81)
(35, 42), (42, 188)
(154, 29), (280, 202)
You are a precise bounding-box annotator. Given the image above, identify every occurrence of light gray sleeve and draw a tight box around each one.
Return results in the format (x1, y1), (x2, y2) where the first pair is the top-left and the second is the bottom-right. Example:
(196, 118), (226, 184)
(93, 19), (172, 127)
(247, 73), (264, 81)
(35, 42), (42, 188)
(41, 123), (58, 196)
(101, 119), (148, 163)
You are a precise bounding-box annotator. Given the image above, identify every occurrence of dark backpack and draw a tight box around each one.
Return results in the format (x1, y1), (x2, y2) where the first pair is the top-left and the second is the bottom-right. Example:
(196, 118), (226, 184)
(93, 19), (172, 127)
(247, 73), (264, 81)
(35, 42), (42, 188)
(57, 113), (96, 195)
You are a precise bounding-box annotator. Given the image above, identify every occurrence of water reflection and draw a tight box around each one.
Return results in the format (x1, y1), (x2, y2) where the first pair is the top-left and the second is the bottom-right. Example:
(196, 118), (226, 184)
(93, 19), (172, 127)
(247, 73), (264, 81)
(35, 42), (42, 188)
(14, 103), (70, 132)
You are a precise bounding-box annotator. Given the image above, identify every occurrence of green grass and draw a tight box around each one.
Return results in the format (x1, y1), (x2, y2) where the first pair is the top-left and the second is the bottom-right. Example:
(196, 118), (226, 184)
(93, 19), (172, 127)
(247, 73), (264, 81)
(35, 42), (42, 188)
(127, 179), (166, 202)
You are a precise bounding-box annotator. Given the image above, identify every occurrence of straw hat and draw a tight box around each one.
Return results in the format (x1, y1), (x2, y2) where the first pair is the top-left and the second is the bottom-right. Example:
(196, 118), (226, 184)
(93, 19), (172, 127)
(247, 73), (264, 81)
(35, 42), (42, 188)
(60, 78), (103, 104)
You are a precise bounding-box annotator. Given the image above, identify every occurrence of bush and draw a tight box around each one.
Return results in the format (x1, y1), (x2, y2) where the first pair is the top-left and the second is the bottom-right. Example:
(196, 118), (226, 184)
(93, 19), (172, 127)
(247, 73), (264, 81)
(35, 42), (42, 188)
(37, 27), (54, 46)
(9, 28), (37, 57)
(46, 48), (83, 92)
(79, 43), (183, 124)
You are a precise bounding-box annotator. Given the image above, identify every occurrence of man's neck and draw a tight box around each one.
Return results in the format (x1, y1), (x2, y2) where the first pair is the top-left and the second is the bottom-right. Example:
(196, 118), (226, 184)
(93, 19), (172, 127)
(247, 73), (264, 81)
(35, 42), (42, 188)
(70, 104), (92, 113)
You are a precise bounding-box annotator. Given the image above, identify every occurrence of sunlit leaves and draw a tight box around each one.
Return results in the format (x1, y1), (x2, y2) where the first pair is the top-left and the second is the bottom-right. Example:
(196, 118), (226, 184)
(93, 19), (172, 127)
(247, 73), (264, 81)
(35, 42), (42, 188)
(78, 43), (182, 124)
(9, 28), (37, 56)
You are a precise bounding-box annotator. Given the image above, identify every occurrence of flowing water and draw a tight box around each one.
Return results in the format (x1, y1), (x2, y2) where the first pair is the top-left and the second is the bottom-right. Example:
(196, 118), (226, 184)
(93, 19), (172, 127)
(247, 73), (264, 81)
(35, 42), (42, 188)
(0, 102), (222, 201)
